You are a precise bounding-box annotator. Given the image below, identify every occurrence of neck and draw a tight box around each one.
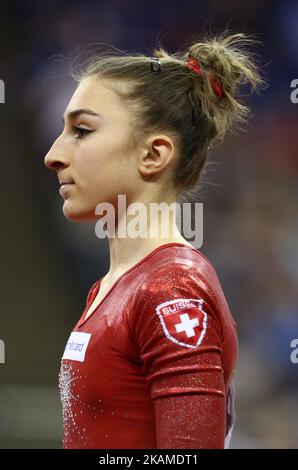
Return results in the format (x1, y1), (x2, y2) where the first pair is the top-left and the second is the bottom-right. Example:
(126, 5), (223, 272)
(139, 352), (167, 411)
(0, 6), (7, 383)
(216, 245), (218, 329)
(103, 195), (191, 281)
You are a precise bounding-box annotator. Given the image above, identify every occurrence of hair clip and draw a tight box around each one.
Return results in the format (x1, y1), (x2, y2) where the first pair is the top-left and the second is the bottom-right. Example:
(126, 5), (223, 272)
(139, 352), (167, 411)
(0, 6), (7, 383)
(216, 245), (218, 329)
(150, 57), (162, 72)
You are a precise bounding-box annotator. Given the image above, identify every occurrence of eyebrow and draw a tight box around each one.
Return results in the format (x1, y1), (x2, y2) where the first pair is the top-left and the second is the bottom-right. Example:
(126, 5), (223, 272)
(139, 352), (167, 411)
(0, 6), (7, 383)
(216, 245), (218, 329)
(62, 108), (102, 123)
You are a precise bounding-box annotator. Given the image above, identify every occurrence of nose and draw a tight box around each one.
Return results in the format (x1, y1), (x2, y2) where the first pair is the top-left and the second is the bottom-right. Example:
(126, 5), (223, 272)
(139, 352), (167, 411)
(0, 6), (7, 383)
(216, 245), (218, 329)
(44, 135), (70, 172)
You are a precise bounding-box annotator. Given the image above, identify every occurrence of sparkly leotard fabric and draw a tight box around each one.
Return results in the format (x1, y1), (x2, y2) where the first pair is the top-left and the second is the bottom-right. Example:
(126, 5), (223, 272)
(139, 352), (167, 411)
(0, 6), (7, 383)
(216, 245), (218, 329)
(59, 243), (238, 449)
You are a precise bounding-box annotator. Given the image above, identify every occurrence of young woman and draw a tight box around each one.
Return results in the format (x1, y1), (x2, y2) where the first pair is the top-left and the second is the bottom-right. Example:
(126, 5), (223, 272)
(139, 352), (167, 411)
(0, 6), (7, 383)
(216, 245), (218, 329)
(44, 32), (262, 449)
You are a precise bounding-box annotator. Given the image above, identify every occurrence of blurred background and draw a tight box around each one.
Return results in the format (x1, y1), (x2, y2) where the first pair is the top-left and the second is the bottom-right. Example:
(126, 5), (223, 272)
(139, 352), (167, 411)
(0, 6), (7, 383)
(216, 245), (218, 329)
(0, 0), (297, 449)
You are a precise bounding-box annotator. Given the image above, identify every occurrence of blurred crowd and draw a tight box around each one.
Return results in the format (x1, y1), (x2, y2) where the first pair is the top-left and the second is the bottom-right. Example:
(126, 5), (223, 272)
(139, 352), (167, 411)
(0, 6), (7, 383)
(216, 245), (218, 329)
(1, 0), (297, 448)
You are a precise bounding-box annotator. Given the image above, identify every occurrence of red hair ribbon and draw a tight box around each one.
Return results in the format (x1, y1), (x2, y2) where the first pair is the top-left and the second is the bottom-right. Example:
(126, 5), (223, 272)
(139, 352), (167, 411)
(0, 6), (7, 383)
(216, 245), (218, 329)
(186, 57), (223, 98)
(209, 74), (223, 98)
(186, 57), (204, 77)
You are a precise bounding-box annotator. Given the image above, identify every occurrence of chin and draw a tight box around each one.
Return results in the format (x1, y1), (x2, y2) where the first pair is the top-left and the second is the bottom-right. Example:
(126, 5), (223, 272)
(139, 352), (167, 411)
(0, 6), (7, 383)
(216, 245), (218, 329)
(62, 201), (98, 222)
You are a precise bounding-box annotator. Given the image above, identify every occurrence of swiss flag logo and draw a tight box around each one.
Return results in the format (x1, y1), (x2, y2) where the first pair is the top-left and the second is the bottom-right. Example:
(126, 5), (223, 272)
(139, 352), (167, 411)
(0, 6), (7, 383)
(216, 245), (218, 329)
(155, 298), (207, 349)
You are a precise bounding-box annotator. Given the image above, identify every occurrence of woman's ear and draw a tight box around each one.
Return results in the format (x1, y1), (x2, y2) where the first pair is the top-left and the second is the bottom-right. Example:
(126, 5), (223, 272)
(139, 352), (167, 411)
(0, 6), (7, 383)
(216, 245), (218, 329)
(139, 135), (175, 177)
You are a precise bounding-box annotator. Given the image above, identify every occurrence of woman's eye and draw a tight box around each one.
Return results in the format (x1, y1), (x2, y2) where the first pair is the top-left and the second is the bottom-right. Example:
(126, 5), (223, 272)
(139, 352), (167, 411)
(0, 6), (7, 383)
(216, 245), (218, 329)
(73, 126), (93, 139)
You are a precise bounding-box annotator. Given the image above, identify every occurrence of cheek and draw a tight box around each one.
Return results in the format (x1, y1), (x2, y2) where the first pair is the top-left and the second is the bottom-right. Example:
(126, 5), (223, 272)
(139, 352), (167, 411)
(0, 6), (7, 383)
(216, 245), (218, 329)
(75, 142), (126, 185)
(73, 147), (108, 185)
(72, 127), (137, 198)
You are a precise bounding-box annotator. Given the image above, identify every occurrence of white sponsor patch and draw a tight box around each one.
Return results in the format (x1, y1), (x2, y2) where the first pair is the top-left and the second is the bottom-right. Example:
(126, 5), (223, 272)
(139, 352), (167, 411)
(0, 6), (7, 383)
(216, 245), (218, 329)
(62, 331), (91, 362)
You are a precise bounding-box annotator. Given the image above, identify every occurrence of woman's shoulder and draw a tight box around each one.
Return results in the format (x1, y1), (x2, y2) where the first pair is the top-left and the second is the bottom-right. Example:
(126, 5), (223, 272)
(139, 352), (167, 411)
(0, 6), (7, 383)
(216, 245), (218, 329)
(128, 243), (236, 352)
(141, 243), (219, 287)
(135, 244), (232, 322)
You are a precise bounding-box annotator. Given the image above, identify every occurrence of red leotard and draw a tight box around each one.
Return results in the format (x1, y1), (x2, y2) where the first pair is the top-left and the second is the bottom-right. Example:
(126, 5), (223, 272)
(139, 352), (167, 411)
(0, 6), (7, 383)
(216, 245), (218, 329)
(59, 242), (238, 449)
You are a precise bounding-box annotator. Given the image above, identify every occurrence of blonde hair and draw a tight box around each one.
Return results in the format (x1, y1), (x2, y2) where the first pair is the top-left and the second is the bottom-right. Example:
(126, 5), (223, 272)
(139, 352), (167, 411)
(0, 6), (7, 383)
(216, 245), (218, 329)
(74, 31), (265, 193)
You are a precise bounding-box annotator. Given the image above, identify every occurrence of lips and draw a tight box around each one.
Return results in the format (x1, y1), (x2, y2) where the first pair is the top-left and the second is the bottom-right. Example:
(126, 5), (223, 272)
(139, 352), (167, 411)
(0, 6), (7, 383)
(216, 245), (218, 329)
(59, 180), (74, 186)
(59, 181), (74, 198)
(58, 172), (74, 184)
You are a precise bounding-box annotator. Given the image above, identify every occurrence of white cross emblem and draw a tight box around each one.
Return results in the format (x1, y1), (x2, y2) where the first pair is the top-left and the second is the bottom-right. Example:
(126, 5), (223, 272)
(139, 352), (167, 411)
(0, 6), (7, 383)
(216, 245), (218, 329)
(155, 298), (207, 349)
(175, 313), (200, 338)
